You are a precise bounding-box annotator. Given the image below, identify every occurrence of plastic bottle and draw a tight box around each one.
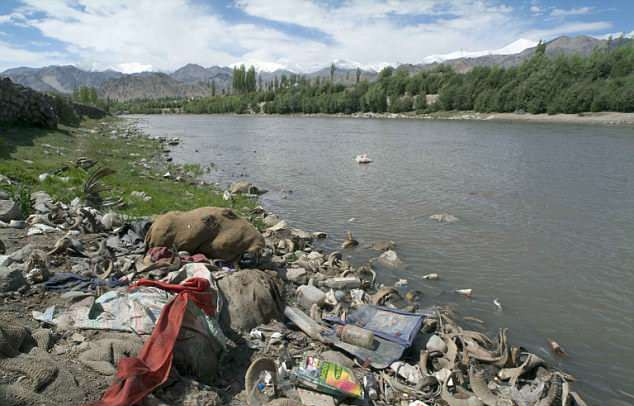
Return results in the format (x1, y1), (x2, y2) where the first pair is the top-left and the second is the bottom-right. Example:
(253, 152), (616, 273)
(319, 277), (361, 290)
(336, 325), (375, 349)
(363, 374), (378, 400)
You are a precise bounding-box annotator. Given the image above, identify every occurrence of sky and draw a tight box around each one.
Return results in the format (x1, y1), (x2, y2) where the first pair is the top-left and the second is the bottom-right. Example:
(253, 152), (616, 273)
(0, 0), (632, 73)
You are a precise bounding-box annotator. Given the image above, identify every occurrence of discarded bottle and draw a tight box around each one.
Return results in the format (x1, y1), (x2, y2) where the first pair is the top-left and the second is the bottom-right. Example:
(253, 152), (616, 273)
(363, 374), (378, 400)
(336, 325), (375, 349)
(319, 277), (361, 290)
(284, 306), (332, 344)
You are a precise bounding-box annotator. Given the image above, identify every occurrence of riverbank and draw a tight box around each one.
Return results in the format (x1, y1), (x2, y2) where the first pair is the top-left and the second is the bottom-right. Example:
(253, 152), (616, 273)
(0, 118), (253, 218)
(288, 110), (634, 126)
(122, 110), (634, 127)
(0, 118), (599, 405)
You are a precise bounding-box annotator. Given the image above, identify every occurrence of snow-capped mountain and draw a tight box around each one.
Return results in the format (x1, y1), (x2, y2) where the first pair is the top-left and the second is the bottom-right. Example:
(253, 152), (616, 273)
(420, 39), (538, 64)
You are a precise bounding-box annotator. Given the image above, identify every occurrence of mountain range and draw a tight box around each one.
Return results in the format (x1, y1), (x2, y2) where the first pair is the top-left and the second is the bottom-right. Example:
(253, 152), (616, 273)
(0, 35), (625, 102)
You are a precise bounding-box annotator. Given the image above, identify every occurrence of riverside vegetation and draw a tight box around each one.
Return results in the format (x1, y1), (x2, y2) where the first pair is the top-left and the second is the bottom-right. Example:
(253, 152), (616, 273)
(0, 118), (254, 218)
(109, 40), (634, 116)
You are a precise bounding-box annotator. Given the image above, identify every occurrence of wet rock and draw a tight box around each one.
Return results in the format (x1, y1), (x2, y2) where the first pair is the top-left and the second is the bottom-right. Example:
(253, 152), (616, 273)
(0, 266), (27, 292)
(263, 214), (282, 227)
(285, 267), (308, 284)
(217, 269), (284, 332)
(229, 180), (262, 195)
(0, 239), (4, 255)
(377, 250), (403, 268)
(370, 240), (395, 251)
(0, 199), (22, 222)
(312, 231), (327, 239)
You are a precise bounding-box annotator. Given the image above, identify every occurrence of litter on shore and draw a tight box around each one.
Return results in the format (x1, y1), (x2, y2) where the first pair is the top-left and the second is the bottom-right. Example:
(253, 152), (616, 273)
(0, 162), (588, 406)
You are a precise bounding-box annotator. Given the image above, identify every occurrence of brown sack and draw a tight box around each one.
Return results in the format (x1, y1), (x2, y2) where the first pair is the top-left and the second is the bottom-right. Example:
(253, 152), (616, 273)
(145, 207), (265, 262)
(217, 269), (284, 332)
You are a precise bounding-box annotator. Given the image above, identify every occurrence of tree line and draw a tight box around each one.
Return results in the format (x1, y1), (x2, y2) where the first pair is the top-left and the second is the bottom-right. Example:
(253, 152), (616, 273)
(112, 39), (634, 115)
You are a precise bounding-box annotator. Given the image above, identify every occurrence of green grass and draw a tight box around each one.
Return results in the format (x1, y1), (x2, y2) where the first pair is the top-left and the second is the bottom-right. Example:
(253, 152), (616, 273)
(0, 118), (255, 218)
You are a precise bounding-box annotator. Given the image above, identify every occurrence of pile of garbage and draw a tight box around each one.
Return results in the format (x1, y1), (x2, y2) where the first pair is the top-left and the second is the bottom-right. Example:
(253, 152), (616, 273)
(0, 191), (588, 406)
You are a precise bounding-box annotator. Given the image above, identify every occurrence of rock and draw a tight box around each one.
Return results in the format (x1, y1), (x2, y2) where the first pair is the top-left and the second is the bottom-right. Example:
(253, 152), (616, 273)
(426, 335), (447, 353)
(101, 212), (122, 230)
(9, 220), (25, 229)
(8, 243), (34, 263)
(0, 190), (9, 199)
(0, 266), (27, 292)
(131, 190), (152, 201)
(297, 388), (337, 406)
(312, 231), (327, 239)
(291, 228), (313, 242)
(263, 214), (281, 227)
(217, 269), (284, 332)
(31, 191), (53, 213)
(370, 240), (395, 251)
(229, 180), (263, 195)
(0, 239), (4, 255)
(0, 199), (22, 222)
(377, 250), (403, 268)
(285, 267), (308, 284)
(430, 213), (459, 223)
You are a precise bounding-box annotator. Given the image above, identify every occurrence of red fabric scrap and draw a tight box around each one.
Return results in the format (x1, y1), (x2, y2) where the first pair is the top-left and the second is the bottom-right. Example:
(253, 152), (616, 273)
(87, 278), (216, 406)
(147, 246), (209, 264)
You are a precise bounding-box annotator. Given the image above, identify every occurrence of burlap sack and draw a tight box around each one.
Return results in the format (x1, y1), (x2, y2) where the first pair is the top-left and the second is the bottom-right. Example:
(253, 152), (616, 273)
(145, 207), (264, 262)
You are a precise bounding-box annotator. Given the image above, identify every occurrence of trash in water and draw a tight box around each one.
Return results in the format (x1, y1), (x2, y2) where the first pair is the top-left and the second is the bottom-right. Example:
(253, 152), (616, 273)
(455, 288), (472, 297)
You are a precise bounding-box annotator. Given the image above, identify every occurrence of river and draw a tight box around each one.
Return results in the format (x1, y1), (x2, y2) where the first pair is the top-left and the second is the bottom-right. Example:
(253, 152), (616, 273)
(132, 114), (634, 405)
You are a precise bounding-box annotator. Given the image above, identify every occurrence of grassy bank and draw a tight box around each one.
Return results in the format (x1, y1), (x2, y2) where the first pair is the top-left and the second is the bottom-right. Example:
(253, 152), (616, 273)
(0, 117), (254, 218)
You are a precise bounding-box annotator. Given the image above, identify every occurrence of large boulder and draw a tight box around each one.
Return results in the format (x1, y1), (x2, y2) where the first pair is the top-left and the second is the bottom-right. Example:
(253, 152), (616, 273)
(217, 269), (284, 332)
(0, 200), (22, 222)
(145, 207), (265, 262)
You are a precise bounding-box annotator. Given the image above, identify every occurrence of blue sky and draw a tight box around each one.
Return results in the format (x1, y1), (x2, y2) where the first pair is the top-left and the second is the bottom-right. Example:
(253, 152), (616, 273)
(0, 0), (632, 72)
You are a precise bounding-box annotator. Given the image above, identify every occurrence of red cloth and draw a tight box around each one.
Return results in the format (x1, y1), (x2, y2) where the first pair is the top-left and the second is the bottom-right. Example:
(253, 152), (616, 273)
(147, 246), (209, 264)
(147, 246), (173, 262)
(87, 278), (216, 406)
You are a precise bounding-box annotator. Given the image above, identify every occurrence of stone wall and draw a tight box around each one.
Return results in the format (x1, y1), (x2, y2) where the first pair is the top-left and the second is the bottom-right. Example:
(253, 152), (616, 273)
(0, 77), (58, 128)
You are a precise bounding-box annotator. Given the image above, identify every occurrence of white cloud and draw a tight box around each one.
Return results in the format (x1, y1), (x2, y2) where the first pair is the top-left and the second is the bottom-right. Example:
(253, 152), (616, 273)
(530, 5), (541, 14)
(523, 21), (612, 41)
(0, 0), (620, 73)
(550, 7), (593, 17)
(0, 40), (69, 71)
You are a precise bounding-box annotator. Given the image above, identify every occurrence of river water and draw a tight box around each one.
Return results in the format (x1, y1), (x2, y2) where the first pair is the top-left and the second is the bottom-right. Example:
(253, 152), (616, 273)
(132, 114), (634, 404)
